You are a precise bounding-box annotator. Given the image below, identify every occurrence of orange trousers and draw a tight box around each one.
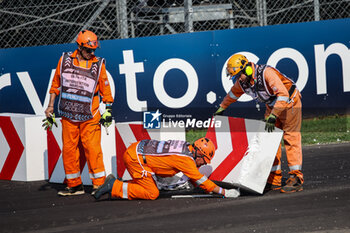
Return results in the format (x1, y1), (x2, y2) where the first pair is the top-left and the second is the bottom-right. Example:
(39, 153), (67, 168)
(61, 113), (106, 187)
(111, 142), (159, 200)
(266, 91), (304, 185)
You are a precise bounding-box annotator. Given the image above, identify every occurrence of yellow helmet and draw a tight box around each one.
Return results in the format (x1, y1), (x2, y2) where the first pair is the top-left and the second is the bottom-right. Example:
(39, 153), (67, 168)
(226, 54), (250, 81)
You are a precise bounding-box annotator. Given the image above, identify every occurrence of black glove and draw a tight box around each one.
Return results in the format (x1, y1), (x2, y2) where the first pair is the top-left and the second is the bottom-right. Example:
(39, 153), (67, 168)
(99, 106), (112, 128)
(265, 114), (277, 133)
(214, 107), (226, 116)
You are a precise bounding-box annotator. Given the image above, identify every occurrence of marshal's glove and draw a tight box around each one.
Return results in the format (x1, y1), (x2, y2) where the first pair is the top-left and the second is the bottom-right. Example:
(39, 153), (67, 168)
(100, 106), (112, 128)
(42, 113), (58, 131)
(214, 107), (226, 116)
(265, 114), (277, 133)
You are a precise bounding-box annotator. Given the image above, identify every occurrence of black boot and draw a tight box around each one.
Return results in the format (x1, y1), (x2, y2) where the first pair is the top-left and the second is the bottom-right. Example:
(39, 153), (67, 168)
(93, 174), (116, 200)
(58, 184), (85, 196)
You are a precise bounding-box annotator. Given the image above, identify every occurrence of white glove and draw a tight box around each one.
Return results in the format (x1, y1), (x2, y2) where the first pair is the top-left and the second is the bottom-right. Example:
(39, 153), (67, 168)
(225, 188), (240, 198)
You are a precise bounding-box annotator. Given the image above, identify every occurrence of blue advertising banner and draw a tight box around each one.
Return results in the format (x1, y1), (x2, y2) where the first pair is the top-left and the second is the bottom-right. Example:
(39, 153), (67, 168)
(1, 18), (349, 124)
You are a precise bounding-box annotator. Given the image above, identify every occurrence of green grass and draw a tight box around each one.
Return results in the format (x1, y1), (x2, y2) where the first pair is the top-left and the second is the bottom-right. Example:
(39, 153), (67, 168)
(186, 129), (207, 145)
(301, 114), (350, 145)
(186, 115), (350, 145)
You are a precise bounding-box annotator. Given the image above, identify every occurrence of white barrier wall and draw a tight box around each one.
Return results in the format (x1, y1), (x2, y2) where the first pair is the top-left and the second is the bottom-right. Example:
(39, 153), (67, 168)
(0, 113), (117, 184)
(0, 113), (280, 193)
(150, 116), (283, 194)
(205, 116), (283, 194)
(0, 114), (186, 184)
(0, 113), (47, 181)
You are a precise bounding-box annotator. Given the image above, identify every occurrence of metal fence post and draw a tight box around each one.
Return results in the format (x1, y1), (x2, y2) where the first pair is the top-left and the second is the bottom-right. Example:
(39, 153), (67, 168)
(262, 0), (267, 26)
(314, 0), (320, 21)
(257, 0), (267, 26)
(256, 0), (261, 26)
(185, 0), (193, 33)
(229, 10), (234, 29)
(119, 0), (128, 38)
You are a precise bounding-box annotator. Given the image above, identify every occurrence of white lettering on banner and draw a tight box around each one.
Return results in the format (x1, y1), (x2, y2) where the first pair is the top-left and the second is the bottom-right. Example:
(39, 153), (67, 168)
(106, 70), (116, 100)
(18, 70), (57, 115)
(17, 72), (46, 115)
(267, 48), (308, 92)
(3, 69), (116, 116)
(2, 43), (350, 115)
(314, 43), (350, 94)
(221, 52), (259, 102)
(0, 73), (11, 90)
(119, 50), (147, 112)
(154, 58), (198, 108)
(43, 69), (56, 111)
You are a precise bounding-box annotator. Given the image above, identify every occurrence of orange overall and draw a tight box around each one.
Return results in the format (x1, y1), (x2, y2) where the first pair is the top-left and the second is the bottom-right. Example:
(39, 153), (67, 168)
(220, 63), (303, 186)
(111, 141), (217, 200)
(49, 50), (114, 187)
